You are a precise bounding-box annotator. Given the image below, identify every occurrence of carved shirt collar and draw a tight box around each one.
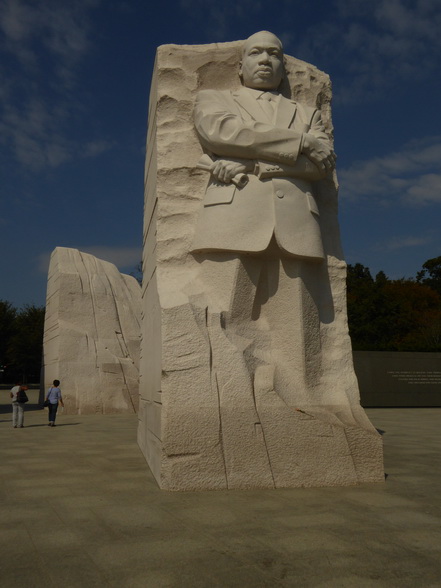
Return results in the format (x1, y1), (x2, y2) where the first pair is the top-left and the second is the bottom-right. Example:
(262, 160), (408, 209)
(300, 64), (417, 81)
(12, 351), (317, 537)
(241, 86), (280, 102)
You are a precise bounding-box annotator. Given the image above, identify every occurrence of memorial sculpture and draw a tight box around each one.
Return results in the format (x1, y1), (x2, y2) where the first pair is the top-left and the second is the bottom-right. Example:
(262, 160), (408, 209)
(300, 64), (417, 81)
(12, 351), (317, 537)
(42, 247), (141, 414)
(138, 32), (384, 490)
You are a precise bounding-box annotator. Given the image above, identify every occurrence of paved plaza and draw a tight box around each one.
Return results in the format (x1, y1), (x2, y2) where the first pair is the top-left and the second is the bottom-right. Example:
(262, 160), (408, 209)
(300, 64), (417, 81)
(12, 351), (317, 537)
(1, 389), (441, 587)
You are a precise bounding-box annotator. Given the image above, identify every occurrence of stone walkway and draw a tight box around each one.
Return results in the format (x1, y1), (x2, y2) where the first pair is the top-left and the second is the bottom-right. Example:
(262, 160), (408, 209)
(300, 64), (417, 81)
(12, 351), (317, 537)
(1, 389), (441, 587)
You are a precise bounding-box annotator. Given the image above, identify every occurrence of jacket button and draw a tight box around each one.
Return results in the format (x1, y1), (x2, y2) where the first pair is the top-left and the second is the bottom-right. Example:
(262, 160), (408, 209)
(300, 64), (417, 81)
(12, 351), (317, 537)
(276, 190), (284, 198)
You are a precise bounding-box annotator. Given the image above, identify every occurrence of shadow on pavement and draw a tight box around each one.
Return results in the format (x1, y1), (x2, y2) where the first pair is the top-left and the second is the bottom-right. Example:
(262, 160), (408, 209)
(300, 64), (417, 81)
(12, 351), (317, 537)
(23, 422), (81, 428)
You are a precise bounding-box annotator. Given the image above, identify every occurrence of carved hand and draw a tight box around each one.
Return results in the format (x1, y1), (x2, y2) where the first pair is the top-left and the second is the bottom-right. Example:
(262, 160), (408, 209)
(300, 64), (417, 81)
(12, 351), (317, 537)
(210, 158), (254, 184)
(302, 134), (336, 174)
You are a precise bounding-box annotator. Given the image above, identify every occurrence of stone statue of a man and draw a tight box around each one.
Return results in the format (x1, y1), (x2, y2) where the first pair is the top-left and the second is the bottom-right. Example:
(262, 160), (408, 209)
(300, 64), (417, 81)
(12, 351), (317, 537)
(192, 30), (336, 259)
(138, 31), (384, 490)
(191, 31), (337, 406)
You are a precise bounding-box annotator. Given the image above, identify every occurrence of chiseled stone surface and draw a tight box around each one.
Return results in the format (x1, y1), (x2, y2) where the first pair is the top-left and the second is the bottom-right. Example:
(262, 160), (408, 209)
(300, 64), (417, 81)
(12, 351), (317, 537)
(43, 247), (141, 414)
(139, 37), (384, 490)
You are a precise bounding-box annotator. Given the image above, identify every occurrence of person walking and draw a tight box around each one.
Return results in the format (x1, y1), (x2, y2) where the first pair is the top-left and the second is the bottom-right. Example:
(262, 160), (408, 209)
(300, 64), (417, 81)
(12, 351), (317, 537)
(11, 382), (27, 428)
(45, 380), (64, 427)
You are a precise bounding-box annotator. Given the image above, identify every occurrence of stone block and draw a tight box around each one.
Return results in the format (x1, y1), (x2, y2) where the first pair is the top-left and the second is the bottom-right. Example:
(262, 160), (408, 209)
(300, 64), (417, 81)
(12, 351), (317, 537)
(139, 35), (384, 489)
(42, 247), (141, 414)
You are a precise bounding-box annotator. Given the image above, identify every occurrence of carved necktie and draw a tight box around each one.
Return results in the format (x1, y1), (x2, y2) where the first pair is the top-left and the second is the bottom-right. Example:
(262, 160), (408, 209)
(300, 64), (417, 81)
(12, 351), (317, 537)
(259, 92), (275, 121)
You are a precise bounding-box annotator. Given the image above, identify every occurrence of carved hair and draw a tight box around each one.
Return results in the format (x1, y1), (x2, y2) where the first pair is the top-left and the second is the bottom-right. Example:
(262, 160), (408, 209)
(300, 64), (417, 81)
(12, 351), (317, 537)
(241, 30), (284, 57)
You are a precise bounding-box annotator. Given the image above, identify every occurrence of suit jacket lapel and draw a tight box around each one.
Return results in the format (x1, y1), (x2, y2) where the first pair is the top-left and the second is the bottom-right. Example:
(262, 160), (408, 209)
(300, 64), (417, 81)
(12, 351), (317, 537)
(232, 88), (298, 129)
(232, 88), (269, 122)
(275, 96), (297, 129)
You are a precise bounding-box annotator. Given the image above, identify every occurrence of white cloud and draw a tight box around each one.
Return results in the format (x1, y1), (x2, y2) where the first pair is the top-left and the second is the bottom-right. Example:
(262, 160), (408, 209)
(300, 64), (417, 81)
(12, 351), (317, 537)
(339, 136), (441, 205)
(82, 140), (115, 158)
(376, 235), (434, 251)
(0, 95), (73, 169)
(293, 0), (441, 103)
(0, 0), (98, 76)
(0, 0), (105, 172)
(0, 0), (34, 41)
(405, 173), (441, 204)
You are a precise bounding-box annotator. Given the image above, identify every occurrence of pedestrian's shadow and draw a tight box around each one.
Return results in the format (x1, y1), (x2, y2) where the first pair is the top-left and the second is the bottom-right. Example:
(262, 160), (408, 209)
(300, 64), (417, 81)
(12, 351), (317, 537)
(25, 423), (54, 428)
(38, 423), (81, 427)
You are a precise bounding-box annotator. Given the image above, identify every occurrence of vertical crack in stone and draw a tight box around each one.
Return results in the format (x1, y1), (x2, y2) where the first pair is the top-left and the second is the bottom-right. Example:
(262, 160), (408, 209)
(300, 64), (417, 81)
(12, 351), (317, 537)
(78, 250), (100, 346)
(206, 306), (213, 373)
(253, 400), (276, 488)
(107, 276), (125, 342)
(205, 308), (228, 488)
(92, 337), (99, 369)
(115, 330), (129, 358)
(343, 428), (360, 483)
(116, 356), (136, 413)
(213, 372), (228, 488)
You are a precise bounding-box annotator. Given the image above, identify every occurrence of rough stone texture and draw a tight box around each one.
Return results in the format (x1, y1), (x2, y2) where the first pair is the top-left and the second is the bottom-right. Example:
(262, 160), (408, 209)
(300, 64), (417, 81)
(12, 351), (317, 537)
(138, 40), (384, 490)
(43, 247), (141, 414)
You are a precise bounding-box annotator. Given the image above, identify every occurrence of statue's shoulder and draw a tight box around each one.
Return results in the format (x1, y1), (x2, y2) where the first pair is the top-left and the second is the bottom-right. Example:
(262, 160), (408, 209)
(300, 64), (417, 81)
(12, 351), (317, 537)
(195, 89), (236, 113)
(291, 100), (317, 117)
(291, 100), (320, 126)
(196, 88), (233, 100)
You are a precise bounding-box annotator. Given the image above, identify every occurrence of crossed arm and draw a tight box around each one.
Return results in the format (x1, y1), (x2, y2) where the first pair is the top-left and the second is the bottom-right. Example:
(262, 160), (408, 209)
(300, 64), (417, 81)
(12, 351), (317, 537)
(194, 89), (336, 184)
(208, 153), (330, 184)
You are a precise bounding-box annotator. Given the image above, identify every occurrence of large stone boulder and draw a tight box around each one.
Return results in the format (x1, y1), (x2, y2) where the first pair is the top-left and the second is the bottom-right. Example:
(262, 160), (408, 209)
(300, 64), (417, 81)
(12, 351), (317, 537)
(42, 247), (141, 414)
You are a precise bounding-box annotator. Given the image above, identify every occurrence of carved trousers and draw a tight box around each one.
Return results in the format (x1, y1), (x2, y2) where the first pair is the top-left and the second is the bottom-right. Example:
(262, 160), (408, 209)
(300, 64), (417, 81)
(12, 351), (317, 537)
(195, 239), (332, 406)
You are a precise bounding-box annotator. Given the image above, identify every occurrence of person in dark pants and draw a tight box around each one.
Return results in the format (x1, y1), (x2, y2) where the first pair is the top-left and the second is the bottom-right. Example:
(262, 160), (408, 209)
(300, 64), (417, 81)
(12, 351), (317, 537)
(45, 379), (64, 427)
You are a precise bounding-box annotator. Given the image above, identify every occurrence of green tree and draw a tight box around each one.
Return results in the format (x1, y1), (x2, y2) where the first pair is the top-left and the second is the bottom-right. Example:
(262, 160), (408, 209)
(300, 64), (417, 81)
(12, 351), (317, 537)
(346, 264), (401, 350)
(347, 263), (441, 352)
(7, 305), (45, 383)
(0, 300), (17, 378)
(384, 280), (441, 351)
(416, 256), (441, 295)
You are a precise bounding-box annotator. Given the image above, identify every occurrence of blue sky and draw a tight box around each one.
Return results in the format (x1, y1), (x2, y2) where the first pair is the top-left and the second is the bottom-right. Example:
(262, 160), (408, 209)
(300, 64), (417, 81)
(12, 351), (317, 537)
(1, 0), (440, 308)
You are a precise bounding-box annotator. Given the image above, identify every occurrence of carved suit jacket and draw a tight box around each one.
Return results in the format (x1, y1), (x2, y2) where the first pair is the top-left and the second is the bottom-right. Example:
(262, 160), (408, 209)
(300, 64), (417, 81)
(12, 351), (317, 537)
(191, 86), (331, 261)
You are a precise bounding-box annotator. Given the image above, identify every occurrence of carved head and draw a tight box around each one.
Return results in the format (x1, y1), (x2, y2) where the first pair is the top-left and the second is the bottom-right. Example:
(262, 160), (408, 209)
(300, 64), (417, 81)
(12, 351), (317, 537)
(239, 31), (284, 91)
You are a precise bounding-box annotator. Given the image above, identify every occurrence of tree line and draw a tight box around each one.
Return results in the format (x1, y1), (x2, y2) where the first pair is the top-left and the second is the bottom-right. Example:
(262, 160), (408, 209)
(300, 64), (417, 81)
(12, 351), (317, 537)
(347, 256), (441, 352)
(0, 302), (45, 384)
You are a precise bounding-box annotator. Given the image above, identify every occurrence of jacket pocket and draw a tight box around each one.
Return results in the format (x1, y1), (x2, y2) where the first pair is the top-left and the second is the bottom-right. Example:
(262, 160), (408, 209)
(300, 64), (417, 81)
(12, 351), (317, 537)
(306, 192), (319, 216)
(203, 181), (236, 206)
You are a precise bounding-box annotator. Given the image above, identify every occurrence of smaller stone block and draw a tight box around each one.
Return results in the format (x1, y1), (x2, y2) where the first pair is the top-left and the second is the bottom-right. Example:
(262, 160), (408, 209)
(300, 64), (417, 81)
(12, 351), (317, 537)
(42, 247), (142, 414)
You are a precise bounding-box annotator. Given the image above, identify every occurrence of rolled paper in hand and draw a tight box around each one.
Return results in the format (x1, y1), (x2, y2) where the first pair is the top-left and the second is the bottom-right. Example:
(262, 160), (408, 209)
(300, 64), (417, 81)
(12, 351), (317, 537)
(196, 154), (248, 188)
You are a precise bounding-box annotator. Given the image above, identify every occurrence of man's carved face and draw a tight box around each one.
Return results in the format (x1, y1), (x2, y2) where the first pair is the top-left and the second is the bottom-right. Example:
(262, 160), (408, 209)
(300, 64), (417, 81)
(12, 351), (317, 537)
(240, 32), (284, 90)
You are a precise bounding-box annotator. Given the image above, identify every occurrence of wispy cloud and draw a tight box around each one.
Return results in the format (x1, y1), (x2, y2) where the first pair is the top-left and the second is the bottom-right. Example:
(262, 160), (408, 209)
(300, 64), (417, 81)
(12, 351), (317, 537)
(339, 135), (441, 205)
(293, 0), (441, 103)
(82, 140), (115, 158)
(375, 235), (434, 252)
(0, 0), (98, 82)
(0, 0), (107, 172)
(0, 95), (72, 169)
